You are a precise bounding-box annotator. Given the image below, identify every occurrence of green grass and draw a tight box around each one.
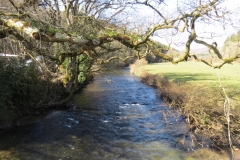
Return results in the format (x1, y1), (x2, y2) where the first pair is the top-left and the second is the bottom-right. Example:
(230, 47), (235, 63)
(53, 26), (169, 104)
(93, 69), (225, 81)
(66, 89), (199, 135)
(143, 61), (240, 90)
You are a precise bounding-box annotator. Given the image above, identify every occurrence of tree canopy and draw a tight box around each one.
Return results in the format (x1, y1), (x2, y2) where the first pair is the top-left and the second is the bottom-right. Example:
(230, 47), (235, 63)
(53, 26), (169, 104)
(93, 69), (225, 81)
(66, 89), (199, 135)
(0, 0), (240, 105)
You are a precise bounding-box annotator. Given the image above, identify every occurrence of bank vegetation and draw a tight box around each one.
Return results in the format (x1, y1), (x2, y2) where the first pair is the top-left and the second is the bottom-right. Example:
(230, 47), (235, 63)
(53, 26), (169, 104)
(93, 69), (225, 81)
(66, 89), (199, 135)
(131, 60), (240, 153)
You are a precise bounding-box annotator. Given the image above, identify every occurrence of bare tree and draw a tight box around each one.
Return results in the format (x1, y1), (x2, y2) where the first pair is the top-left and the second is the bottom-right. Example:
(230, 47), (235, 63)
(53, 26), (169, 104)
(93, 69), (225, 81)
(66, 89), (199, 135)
(0, 0), (239, 106)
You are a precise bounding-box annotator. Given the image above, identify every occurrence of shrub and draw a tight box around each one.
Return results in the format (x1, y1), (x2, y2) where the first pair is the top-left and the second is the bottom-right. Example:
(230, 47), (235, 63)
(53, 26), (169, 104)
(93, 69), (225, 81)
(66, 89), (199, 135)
(0, 58), (54, 126)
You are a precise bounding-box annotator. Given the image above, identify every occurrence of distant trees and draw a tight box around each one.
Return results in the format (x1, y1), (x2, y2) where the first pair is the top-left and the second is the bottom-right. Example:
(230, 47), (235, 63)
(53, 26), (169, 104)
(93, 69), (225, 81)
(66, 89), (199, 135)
(223, 31), (240, 59)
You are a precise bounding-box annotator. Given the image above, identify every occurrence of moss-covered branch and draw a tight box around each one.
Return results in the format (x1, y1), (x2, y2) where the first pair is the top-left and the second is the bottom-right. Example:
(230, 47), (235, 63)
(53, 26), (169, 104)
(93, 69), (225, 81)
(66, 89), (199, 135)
(191, 54), (240, 69)
(194, 38), (223, 59)
(0, 18), (144, 53)
(0, 0), (237, 69)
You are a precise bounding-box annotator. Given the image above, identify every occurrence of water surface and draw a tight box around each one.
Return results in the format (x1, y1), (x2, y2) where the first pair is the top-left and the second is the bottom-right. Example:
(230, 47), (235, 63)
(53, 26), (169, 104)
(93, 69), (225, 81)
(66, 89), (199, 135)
(0, 68), (229, 159)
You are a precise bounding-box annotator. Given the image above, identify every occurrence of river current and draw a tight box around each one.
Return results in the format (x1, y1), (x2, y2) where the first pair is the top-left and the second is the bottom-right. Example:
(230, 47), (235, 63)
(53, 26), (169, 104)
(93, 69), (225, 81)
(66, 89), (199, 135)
(0, 68), (229, 159)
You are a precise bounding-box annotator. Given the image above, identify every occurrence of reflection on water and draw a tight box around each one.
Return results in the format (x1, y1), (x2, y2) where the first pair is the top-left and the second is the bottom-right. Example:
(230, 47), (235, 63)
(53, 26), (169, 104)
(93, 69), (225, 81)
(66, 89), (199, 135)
(0, 68), (229, 159)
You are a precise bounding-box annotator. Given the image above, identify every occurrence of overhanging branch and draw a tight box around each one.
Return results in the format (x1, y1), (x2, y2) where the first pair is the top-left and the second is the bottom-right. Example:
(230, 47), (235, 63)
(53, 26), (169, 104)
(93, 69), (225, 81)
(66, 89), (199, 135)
(194, 38), (223, 59)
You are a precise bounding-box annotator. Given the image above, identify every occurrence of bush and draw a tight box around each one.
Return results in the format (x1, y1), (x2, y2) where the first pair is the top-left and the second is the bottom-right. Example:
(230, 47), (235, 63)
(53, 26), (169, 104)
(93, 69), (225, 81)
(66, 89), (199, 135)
(0, 58), (53, 126)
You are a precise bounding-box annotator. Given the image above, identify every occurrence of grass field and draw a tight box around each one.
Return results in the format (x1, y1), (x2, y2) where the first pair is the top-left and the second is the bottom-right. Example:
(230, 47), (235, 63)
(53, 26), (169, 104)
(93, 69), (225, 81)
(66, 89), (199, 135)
(143, 61), (240, 91)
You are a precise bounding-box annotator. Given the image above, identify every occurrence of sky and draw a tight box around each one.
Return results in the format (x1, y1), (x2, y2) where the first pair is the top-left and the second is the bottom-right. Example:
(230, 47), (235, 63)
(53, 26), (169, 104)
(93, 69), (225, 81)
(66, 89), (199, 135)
(150, 0), (240, 50)
(56, 0), (240, 50)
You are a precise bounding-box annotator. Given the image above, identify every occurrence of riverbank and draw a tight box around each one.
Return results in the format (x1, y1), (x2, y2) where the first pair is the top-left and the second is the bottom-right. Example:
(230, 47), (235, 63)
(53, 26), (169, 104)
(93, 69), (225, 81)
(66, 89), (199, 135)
(0, 74), (92, 132)
(0, 68), (232, 159)
(132, 61), (240, 156)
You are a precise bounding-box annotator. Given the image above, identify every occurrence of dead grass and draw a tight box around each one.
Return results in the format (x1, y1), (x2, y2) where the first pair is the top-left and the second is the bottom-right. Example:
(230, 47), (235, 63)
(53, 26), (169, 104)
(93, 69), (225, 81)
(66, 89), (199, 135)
(140, 71), (240, 150)
(130, 60), (240, 150)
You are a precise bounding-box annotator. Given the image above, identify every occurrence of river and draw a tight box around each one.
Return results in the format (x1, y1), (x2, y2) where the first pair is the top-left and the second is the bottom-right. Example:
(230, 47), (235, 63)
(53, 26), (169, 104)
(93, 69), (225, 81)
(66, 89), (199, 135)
(0, 68), (229, 159)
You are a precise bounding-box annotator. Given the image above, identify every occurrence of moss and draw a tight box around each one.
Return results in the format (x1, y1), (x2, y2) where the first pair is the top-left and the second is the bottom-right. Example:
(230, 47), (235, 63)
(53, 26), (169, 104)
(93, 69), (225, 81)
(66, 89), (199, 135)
(29, 20), (41, 28)
(129, 33), (140, 41)
(69, 31), (78, 36)
(46, 27), (60, 34)
(103, 28), (119, 37)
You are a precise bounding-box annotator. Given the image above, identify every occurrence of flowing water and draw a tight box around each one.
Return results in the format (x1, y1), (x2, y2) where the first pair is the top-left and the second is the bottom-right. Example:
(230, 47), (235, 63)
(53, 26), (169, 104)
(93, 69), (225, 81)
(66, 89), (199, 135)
(0, 68), (229, 160)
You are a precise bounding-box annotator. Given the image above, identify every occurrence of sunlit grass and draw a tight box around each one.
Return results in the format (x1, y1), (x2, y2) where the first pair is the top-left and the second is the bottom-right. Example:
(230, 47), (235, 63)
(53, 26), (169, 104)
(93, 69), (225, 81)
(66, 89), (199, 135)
(142, 61), (240, 110)
(143, 61), (240, 89)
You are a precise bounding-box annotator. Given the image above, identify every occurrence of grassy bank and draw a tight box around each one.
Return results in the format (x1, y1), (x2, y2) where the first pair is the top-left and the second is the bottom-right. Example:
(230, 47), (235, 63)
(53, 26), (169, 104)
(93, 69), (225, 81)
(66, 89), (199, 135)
(135, 61), (240, 150)
(144, 62), (240, 110)
(144, 61), (240, 92)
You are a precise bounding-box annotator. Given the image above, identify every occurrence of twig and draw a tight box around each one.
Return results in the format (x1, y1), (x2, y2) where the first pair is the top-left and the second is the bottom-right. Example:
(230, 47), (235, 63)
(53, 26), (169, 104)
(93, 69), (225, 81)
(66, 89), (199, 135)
(217, 73), (234, 160)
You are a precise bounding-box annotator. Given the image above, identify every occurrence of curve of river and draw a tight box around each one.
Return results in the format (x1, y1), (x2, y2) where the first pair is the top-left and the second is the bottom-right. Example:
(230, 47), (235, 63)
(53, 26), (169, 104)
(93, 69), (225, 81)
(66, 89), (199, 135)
(0, 68), (229, 159)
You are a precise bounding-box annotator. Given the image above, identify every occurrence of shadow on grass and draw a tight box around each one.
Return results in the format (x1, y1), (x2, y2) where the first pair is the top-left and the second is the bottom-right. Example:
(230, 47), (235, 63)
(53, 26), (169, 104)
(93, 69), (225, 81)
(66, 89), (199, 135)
(162, 73), (216, 84)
